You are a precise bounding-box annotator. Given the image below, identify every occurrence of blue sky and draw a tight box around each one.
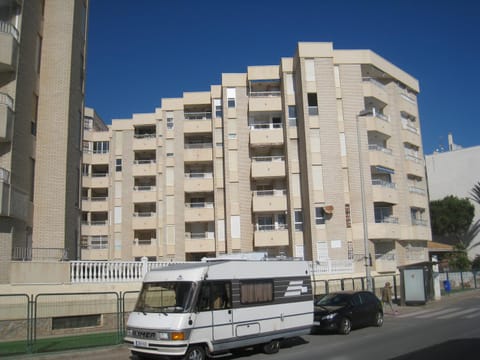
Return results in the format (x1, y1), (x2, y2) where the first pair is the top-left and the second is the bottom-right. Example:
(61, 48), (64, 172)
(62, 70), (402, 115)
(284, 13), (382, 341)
(85, 0), (480, 155)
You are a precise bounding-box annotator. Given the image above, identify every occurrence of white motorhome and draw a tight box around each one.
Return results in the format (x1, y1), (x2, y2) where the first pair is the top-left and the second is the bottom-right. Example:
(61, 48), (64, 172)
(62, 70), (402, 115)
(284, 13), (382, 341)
(125, 260), (313, 359)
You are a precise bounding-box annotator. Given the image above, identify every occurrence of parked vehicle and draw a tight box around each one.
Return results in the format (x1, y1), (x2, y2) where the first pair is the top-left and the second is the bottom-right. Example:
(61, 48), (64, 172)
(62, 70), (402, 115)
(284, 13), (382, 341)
(313, 291), (383, 334)
(125, 260), (313, 359)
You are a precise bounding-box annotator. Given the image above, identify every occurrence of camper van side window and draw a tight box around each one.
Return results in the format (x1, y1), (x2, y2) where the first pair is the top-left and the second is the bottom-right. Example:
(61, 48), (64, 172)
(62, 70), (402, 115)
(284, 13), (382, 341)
(240, 280), (274, 304)
(197, 281), (232, 311)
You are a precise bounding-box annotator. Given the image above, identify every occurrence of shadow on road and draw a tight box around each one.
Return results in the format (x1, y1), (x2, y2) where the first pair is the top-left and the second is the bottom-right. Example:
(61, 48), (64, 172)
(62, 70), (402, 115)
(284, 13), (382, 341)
(389, 338), (480, 360)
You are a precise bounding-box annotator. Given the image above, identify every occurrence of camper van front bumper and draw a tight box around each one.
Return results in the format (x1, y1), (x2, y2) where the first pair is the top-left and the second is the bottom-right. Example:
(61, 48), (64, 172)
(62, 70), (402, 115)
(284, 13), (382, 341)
(125, 337), (188, 357)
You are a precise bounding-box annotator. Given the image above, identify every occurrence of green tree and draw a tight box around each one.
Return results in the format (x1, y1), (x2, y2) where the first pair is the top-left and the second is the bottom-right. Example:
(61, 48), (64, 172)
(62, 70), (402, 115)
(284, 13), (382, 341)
(429, 195), (475, 245)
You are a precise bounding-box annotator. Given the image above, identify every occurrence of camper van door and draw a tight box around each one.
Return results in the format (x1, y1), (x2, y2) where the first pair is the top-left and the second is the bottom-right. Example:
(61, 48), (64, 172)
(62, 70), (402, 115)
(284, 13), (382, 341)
(196, 281), (234, 340)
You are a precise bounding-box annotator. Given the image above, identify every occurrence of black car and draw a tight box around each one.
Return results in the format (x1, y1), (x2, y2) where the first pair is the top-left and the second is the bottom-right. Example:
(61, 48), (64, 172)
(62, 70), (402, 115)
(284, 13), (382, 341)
(313, 291), (383, 334)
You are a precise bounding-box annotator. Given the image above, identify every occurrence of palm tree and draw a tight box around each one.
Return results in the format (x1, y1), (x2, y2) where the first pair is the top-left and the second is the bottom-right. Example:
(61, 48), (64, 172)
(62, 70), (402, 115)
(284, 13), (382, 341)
(470, 181), (480, 205)
(466, 181), (480, 251)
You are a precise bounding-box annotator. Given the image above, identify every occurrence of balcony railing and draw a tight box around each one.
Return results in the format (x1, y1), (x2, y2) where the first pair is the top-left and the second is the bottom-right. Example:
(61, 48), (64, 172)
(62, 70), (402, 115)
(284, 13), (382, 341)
(185, 201), (214, 208)
(368, 144), (393, 155)
(400, 89), (417, 104)
(375, 216), (399, 224)
(134, 133), (156, 139)
(84, 220), (108, 226)
(133, 185), (155, 191)
(402, 121), (419, 134)
(254, 223), (288, 231)
(184, 112), (212, 120)
(184, 142), (213, 149)
(249, 123), (282, 130)
(91, 172), (108, 177)
(185, 232), (215, 239)
(253, 189), (286, 196)
(249, 91), (281, 97)
(184, 172), (213, 179)
(310, 260), (353, 275)
(0, 92), (14, 110)
(133, 211), (156, 217)
(0, 167), (10, 183)
(0, 21), (19, 41)
(372, 179), (396, 188)
(251, 155), (285, 162)
(362, 77), (386, 89)
(409, 186), (426, 195)
(133, 159), (156, 164)
(412, 218), (428, 226)
(405, 153), (423, 164)
(365, 108), (390, 121)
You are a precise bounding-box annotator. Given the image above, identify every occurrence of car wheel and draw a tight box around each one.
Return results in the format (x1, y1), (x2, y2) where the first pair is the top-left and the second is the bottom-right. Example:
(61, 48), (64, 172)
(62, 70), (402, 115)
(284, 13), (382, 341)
(374, 311), (384, 327)
(183, 345), (206, 360)
(262, 339), (280, 354)
(339, 317), (351, 335)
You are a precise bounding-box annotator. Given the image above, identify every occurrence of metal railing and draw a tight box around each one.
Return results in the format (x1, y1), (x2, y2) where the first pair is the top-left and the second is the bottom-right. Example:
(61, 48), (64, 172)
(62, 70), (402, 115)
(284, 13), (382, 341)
(251, 155), (285, 162)
(133, 159), (156, 164)
(368, 144), (393, 154)
(408, 186), (426, 195)
(249, 90), (281, 97)
(412, 218), (428, 226)
(184, 172), (213, 179)
(254, 223), (288, 231)
(185, 201), (214, 208)
(372, 179), (396, 188)
(12, 248), (68, 261)
(0, 21), (19, 41)
(184, 112), (212, 120)
(0, 92), (14, 110)
(184, 142), (213, 149)
(253, 189), (286, 196)
(249, 123), (282, 130)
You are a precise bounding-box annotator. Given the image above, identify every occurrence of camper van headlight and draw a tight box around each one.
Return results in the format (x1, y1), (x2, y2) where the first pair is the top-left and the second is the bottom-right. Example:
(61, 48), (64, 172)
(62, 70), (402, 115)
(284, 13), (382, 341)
(322, 313), (338, 320)
(157, 332), (169, 340)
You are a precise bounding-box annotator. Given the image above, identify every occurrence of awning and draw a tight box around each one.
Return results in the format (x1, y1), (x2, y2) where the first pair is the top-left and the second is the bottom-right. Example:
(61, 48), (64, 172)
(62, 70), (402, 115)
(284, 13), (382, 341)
(374, 166), (395, 174)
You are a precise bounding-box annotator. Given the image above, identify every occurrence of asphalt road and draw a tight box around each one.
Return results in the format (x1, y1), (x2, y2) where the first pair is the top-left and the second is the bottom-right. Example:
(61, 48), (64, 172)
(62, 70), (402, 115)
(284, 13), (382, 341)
(16, 290), (480, 360)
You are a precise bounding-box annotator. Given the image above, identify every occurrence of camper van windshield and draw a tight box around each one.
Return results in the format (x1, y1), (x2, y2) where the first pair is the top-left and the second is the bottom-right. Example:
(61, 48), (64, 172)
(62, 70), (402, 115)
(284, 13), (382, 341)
(134, 282), (196, 313)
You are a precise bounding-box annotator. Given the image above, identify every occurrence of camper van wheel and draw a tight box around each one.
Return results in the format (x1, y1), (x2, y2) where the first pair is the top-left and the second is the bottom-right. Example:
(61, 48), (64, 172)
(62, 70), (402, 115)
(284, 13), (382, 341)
(184, 345), (206, 360)
(262, 339), (280, 354)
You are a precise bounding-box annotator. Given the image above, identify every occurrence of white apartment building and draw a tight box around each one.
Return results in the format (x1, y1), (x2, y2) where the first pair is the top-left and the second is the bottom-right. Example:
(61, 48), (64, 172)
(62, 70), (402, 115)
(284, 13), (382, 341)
(0, 0), (88, 283)
(82, 42), (431, 277)
(426, 135), (480, 259)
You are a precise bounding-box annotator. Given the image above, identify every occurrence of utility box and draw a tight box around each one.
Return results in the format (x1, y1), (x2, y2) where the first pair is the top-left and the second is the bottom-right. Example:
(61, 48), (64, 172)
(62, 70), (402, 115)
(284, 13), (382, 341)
(398, 261), (435, 306)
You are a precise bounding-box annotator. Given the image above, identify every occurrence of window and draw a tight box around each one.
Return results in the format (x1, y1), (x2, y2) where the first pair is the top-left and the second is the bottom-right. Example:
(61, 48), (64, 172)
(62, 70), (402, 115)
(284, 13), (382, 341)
(84, 116), (93, 130)
(288, 106), (297, 127)
(294, 210), (303, 231)
(240, 280), (273, 304)
(197, 282), (232, 311)
(227, 88), (236, 108)
(307, 93), (318, 115)
(166, 111), (174, 130)
(214, 99), (222, 118)
(315, 207), (325, 225)
(93, 141), (109, 154)
(347, 241), (354, 260)
(82, 164), (89, 176)
(115, 158), (122, 172)
(345, 204), (351, 228)
(91, 236), (108, 249)
(82, 141), (92, 153)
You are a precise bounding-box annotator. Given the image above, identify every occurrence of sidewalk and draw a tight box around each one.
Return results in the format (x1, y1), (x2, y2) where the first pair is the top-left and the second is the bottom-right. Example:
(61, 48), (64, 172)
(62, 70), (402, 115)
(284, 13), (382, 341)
(385, 288), (480, 317)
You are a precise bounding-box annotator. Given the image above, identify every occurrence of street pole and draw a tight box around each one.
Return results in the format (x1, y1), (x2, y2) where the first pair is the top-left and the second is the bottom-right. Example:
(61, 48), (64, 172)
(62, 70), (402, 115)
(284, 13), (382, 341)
(356, 111), (373, 292)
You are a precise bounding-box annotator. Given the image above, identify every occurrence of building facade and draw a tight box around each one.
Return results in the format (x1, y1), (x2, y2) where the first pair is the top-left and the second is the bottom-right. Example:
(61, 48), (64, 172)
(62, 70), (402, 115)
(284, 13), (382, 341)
(0, 0), (88, 283)
(426, 138), (480, 259)
(82, 42), (431, 276)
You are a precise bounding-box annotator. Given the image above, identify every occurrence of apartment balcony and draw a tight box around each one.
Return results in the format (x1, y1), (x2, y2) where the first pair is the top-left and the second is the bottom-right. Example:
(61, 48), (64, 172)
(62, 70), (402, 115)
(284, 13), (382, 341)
(83, 150), (109, 165)
(0, 93), (13, 142)
(132, 240), (157, 258)
(366, 114), (392, 137)
(83, 173), (109, 188)
(252, 189), (287, 212)
(398, 89), (418, 115)
(372, 180), (398, 204)
(132, 134), (157, 151)
(401, 124), (421, 145)
(184, 112), (212, 133)
(374, 253), (397, 273)
(184, 173), (214, 192)
(400, 222), (431, 241)
(369, 216), (400, 240)
(184, 143), (213, 162)
(251, 156), (286, 178)
(249, 124), (284, 147)
(185, 232), (215, 252)
(0, 168), (10, 216)
(184, 202), (215, 222)
(404, 155), (424, 177)
(132, 160), (157, 176)
(132, 186), (156, 203)
(362, 78), (389, 105)
(408, 186), (428, 208)
(254, 224), (289, 247)
(132, 212), (157, 229)
(81, 197), (108, 212)
(0, 21), (19, 72)
(368, 145), (394, 169)
(81, 221), (109, 237)
(248, 91), (282, 112)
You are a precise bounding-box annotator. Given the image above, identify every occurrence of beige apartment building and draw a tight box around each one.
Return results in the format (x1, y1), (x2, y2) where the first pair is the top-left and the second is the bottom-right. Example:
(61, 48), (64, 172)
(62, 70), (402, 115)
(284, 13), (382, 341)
(0, 0), (88, 283)
(81, 42), (431, 276)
